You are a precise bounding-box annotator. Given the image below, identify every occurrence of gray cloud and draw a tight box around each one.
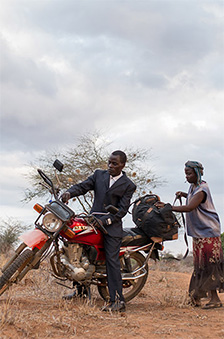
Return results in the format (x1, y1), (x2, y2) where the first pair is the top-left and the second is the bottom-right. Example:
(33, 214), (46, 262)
(0, 37), (57, 96)
(0, 0), (223, 241)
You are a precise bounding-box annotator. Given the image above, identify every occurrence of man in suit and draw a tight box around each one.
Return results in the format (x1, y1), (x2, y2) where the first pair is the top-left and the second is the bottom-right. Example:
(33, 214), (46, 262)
(61, 150), (136, 312)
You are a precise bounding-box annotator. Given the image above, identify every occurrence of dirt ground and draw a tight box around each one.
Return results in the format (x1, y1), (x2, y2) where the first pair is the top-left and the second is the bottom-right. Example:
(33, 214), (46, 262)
(0, 259), (224, 339)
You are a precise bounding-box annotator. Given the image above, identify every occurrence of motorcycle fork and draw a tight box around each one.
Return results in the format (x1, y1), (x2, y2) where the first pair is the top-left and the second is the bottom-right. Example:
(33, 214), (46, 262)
(15, 238), (53, 283)
(1, 243), (27, 273)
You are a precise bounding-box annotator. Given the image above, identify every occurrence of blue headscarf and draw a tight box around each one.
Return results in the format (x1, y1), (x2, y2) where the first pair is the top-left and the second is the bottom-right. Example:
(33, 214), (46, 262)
(185, 161), (204, 186)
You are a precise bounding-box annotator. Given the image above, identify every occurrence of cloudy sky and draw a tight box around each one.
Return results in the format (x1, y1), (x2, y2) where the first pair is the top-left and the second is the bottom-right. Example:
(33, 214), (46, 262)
(0, 0), (223, 254)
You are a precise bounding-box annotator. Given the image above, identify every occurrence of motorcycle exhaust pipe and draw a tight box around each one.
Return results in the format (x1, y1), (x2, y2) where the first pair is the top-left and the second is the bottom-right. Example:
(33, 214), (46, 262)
(121, 268), (147, 280)
(94, 267), (147, 280)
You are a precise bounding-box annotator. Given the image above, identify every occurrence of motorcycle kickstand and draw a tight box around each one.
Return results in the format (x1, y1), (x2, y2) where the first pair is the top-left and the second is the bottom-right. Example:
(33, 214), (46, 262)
(87, 286), (91, 301)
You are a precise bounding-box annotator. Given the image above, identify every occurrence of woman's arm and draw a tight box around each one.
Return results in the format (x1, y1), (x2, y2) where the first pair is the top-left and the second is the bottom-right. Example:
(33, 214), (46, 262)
(172, 191), (206, 212)
(155, 191), (206, 212)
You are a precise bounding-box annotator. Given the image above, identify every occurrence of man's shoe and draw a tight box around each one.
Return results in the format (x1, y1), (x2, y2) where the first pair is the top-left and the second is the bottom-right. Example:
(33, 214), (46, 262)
(101, 302), (113, 312)
(111, 301), (126, 312)
(102, 301), (126, 312)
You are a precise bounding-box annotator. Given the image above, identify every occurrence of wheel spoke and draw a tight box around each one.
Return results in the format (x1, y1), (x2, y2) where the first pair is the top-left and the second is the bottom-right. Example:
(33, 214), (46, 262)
(97, 251), (148, 302)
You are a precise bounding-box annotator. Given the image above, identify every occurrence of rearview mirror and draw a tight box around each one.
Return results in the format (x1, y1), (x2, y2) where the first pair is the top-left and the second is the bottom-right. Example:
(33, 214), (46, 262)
(53, 159), (64, 172)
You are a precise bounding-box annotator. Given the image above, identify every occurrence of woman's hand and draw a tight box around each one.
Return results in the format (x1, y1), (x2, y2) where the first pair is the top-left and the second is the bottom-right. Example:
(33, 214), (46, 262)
(154, 201), (165, 208)
(175, 191), (187, 198)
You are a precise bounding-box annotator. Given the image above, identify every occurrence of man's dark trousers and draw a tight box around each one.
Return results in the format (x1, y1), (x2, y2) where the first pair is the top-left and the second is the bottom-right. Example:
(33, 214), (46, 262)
(103, 234), (124, 302)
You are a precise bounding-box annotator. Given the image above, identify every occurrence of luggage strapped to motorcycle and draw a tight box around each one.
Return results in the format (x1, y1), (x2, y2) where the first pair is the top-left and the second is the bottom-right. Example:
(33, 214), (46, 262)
(129, 194), (189, 260)
(131, 194), (180, 241)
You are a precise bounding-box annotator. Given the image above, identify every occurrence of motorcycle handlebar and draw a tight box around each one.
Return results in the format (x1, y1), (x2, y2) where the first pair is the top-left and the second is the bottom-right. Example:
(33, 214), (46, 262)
(83, 215), (108, 235)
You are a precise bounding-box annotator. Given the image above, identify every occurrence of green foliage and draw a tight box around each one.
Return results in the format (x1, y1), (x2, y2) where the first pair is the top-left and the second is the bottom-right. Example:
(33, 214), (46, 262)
(23, 131), (163, 212)
(221, 232), (224, 253)
(0, 218), (29, 254)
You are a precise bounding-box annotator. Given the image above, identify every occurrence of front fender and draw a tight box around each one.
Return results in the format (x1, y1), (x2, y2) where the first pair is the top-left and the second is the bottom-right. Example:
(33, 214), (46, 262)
(19, 229), (48, 249)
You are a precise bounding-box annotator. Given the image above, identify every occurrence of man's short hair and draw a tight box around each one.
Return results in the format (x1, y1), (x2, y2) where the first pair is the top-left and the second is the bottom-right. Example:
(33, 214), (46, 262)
(112, 150), (127, 164)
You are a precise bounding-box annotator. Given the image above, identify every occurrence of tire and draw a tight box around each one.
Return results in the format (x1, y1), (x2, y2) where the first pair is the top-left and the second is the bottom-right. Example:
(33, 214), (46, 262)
(1, 242), (27, 274)
(97, 252), (148, 302)
(0, 249), (33, 296)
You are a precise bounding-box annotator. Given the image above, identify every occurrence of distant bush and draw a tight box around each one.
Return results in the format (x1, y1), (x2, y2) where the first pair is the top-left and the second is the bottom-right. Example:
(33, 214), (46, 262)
(0, 218), (29, 254)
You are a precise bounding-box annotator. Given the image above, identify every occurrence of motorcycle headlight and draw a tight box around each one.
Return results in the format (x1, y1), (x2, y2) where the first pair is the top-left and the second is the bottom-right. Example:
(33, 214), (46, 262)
(42, 212), (62, 232)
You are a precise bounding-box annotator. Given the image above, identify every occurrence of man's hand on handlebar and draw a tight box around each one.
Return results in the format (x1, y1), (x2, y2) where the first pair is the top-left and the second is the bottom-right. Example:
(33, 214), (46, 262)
(61, 192), (71, 203)
(87, 215), (103, 228)
(86, 216), (108, 235)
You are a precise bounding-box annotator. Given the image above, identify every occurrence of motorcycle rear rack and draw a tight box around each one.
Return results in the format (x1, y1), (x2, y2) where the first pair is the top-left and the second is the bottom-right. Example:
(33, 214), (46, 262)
(123, 241), (156, 275)
(122, 241), (155, 255)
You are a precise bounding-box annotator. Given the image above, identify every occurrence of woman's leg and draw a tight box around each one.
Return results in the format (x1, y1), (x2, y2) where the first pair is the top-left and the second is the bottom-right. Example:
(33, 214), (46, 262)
(209, 290), (221, 304)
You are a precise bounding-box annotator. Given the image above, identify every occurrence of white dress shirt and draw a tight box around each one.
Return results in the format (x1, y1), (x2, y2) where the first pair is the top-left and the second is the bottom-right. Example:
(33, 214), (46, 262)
(109, 172), (123, 187)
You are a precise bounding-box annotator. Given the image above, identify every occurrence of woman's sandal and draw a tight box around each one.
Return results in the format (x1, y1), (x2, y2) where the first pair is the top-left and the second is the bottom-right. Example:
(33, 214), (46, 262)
(202, 302), (222, 309)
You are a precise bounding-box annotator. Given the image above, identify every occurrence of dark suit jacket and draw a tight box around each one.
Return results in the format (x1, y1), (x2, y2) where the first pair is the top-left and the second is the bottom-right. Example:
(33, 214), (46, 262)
(67, 170), (136, 237)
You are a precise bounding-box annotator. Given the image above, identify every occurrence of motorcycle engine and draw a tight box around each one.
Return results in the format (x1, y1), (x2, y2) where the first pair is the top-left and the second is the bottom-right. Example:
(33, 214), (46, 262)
(61, 244), (95, 281)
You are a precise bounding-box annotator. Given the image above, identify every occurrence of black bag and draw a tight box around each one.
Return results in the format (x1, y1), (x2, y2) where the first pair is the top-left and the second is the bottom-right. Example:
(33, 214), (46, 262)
(132, 194), (180, 241)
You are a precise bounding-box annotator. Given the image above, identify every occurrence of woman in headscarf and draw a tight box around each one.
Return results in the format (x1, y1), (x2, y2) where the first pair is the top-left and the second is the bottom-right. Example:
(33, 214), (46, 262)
(156, 161), (224, 308)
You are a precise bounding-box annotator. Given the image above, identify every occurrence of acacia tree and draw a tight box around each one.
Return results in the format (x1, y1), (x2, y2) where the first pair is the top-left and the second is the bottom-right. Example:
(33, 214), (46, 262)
(23, 132), (162, 213)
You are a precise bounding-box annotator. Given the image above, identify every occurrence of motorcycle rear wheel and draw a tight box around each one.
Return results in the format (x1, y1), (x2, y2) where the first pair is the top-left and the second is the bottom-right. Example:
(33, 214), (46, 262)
(97, 251), (148, 302)
(0, 249), (33, 296)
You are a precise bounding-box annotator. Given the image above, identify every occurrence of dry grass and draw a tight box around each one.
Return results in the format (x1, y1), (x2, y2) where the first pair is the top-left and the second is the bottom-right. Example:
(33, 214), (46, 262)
(0, 255), (136, 337)
(1, 253), (223, 339)
(154, 254), (194, 273)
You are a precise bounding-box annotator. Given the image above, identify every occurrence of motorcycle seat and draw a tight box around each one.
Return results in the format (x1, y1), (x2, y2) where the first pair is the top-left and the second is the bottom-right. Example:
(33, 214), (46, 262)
(121, 227), (151, 247)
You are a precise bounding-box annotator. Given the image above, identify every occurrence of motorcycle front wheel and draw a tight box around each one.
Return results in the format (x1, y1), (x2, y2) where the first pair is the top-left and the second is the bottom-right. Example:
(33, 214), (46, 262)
(0, 249), (34, 296)
(97, 251), (148, 302)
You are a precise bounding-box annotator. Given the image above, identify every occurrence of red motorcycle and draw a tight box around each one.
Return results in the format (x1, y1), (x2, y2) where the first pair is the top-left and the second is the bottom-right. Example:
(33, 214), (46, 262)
(0, 161), (163, 302)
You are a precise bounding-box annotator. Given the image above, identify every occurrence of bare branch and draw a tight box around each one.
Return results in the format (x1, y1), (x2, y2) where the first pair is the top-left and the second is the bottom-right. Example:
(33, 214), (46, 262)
(22, 131), (164, 211)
